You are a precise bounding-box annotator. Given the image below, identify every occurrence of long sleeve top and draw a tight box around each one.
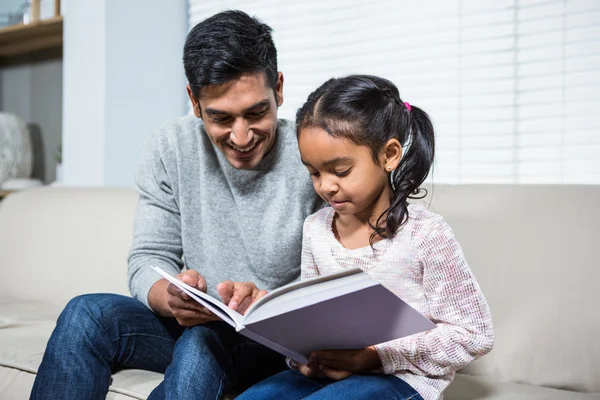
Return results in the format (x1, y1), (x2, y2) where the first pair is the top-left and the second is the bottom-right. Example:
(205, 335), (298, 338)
(301, 204), (494, 400)
(128, 116), (322, 308)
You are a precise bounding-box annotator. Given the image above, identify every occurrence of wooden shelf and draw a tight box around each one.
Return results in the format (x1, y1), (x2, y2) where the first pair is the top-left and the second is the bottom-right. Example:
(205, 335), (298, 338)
(0, 190), (15, 200)
(0, 16), (63, 66)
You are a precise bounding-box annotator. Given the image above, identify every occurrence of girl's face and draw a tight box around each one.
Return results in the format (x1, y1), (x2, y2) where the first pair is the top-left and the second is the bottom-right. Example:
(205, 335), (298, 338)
(298, 126), (394, 221)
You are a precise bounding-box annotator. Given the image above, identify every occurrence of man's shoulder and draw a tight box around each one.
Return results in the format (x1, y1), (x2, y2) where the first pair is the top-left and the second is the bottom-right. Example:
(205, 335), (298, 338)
(276, 119), (297, 145)
(150, 115), (203, 147)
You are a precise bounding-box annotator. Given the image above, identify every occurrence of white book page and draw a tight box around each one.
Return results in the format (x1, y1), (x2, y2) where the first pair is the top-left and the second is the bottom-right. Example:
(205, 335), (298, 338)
(242, 268), (363, 320)
(151, 266), (244, 328)
(244, 269), (372, 325)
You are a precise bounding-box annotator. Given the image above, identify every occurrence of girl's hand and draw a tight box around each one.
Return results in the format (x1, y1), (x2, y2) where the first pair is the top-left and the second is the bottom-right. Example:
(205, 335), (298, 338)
(309, 346), (382, 374)
(295, 362), (352, 381)
(297, 362), (325, 378)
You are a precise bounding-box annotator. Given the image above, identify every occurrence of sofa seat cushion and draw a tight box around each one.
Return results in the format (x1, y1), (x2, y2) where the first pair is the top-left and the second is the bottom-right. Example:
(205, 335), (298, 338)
(0, 299), (165, 399)
(446, 374), (600, 400)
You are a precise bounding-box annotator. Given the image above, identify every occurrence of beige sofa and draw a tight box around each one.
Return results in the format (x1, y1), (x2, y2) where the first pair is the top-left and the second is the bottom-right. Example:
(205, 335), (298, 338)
(0, 185), (598, 399)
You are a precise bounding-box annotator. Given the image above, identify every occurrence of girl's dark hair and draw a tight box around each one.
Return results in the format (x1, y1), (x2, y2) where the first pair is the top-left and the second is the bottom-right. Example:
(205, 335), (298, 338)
(184, 10), (278, 98)
(296, 75), (435, 243)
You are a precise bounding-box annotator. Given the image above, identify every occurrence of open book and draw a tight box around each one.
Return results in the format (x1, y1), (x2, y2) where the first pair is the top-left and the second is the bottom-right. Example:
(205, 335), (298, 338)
(152, 266), (435, 364)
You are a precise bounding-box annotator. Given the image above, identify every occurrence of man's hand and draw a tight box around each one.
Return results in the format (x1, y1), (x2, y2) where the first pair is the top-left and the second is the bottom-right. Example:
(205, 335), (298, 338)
(306, 347), (382, 380)
(149, 270), (220, 326)
(217, 281), (268, 315)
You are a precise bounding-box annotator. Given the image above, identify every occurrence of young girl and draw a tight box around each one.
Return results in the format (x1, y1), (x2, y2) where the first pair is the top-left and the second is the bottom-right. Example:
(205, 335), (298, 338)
(238, 75), (494, 400)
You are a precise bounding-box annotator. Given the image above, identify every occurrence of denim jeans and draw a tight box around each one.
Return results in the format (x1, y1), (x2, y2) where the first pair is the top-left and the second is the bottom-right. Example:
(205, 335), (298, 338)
(236, 370), (424, 400)
(30, 294), (286, 400)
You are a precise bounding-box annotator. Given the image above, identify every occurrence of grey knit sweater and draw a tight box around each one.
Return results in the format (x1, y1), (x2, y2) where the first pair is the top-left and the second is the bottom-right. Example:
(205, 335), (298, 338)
(128, 116), (322, 309)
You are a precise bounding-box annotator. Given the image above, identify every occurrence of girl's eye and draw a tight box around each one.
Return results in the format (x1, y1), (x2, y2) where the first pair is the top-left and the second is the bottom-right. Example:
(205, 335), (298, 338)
(309, 171), (320, 177)
(335, 169), (351, 177)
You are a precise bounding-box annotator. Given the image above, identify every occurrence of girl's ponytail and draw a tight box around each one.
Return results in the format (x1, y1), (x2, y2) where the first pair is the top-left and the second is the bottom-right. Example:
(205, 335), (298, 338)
(385, 104), (435, 237)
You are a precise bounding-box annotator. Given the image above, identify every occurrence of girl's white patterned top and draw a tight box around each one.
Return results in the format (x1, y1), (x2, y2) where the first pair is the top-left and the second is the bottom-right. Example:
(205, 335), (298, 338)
(301, 204), (495, 400)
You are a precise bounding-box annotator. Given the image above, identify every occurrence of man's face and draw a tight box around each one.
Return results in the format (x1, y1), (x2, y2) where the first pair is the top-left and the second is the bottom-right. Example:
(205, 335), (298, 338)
(188, 73), (284, 170)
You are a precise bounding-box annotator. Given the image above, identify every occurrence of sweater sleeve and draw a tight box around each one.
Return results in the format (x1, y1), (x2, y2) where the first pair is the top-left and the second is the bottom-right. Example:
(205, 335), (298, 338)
(127, 133), (184, 310)
(300, 215), (319, 280)
(374, 216), (495, 377)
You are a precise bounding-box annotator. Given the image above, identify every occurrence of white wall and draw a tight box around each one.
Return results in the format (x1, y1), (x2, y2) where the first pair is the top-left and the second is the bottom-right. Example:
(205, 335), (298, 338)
(62, 0), (188, 187)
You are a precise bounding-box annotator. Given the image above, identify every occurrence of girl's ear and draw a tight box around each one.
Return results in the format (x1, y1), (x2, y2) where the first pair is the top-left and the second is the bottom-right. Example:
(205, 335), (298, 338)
(382, 139), (402, 171)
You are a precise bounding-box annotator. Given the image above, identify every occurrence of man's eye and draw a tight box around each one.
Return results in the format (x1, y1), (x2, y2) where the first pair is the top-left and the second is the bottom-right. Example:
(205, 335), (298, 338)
(335, 169), (351, 177)
(247, 109), (267, 119)
(211, 117), (230, 123)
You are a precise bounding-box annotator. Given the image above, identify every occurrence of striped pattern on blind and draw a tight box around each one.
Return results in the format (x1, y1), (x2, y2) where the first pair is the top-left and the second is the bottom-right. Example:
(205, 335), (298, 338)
(189, 0), (600, 184)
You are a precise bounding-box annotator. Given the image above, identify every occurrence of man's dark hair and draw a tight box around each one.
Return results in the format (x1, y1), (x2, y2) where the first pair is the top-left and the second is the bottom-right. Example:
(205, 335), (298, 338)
(184, 10), (278, 98)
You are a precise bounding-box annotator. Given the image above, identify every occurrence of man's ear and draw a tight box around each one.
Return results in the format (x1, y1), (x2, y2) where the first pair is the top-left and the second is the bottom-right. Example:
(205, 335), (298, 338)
(186, 84), (202, 118)
(275, 72), (284, 107)
(382, 139), (402, 171)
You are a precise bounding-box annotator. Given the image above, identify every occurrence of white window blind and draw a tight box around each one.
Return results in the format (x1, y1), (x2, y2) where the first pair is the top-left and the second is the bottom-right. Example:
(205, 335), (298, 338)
(189, 0), (600, 184)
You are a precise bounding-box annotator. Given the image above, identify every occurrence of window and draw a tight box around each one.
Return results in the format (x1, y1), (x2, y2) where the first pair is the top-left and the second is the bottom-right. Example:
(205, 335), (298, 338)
(189, 0), (600, 184)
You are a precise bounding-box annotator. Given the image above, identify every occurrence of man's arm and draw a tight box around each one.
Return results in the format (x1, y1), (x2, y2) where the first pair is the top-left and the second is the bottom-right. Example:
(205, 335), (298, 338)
(128, 133), (184, 311)
(127, 132), (218, 325)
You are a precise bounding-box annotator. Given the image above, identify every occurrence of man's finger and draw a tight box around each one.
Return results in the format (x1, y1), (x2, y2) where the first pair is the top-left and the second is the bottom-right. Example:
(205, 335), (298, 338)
(167, 282), (190, 300)
(196, 274), (207, 292)
(235, 296), (255, 315)
(255, 289), (268, 302)
(167, 286), (212, 314)
(229, 283), (254, 311)
(217, 280), (235, 305)
(167, 293), (204, 312)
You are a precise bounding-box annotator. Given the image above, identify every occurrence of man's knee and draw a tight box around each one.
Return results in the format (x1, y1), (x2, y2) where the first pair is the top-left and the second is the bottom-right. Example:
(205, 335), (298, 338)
(172, 322), (237, 368)
(177, 322), (231, 348)
(55, 294), (131, 345)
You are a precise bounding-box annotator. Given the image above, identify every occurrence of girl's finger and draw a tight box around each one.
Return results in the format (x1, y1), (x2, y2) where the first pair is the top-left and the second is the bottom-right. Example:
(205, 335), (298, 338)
(321, 366), (352, 381)
(298, 363), (322, 378)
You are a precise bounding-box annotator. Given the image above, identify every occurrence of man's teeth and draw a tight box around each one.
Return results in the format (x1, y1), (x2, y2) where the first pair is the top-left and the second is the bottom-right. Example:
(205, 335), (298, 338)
(232, 142), (257, 153)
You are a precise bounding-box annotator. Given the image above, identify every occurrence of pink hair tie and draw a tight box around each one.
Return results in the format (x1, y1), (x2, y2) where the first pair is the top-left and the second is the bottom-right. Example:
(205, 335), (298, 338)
(404, 102), (412, 112)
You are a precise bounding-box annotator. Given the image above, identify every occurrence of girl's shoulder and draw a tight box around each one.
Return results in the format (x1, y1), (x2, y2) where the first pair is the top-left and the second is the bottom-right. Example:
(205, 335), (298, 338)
(406, 202), (444, 224)
(405, 203), (457, 248)
(303, 206), (335, 232)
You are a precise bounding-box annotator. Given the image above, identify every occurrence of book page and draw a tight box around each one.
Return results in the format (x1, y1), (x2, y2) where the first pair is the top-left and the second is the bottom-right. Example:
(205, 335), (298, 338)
(151, 266), (243, 327)
(243, 268), (364, 322)
(244, 271), (377, 325)
(245, 284), (436, 361)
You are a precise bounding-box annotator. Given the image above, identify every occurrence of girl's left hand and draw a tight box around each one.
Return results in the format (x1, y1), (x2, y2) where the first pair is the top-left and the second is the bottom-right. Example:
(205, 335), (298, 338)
(309, 346), (382, 379)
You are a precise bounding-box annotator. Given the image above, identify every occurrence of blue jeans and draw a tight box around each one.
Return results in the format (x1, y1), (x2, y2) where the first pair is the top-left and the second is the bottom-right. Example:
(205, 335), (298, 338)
(236, 370), (424, 400)
(30, 294), (286, 400)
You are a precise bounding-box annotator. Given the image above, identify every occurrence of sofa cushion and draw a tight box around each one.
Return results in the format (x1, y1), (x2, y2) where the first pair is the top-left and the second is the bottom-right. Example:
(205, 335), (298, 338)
(0, 187), (137, 309)
(419, 185), (600, 393)
(446, 374), (600, 400)
(0, 299), (238, 400)
(0, 299), (160, 399)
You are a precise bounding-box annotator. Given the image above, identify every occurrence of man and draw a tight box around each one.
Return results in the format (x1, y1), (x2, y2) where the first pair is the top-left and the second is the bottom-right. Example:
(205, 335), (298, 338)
(31, 10), (321, 400)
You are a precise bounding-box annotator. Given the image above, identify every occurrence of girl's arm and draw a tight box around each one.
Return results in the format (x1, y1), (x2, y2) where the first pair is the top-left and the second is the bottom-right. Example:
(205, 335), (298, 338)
(375, 216), (495, 377)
